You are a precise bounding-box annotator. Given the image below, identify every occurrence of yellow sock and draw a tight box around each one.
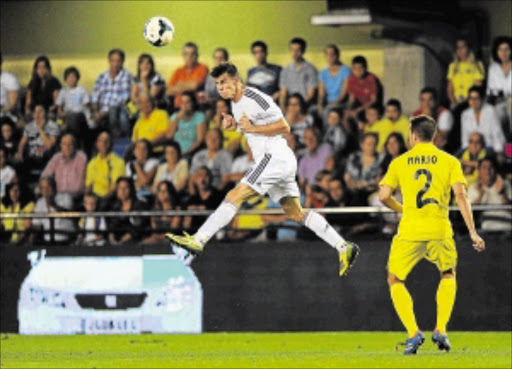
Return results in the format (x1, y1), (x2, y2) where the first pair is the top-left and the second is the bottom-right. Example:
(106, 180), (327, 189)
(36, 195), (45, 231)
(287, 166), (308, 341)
(436, 277), (457, 335)
(390, 283), (419, 338)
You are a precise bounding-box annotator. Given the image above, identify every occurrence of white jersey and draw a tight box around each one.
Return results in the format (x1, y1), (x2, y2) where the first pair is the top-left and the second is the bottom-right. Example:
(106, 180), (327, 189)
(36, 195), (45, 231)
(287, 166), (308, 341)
(231, 87), (294, 162)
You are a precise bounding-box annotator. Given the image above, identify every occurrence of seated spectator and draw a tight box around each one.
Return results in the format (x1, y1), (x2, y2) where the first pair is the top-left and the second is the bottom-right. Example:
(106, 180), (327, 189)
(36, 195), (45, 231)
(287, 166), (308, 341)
(468, 156), (511, 231)
(279, 37), (318, 110)
(461, 86), (505, 154)
(379, 132), (407, 175)
(327, 178), (346, 207)
(126, 139), (159, 197)
(143, 180), (181, 244)
(204, 48), (229, 103)
(246, 41), (282, 101)
(304, 170), (332, 209)
(0, 53), (20, 118)
(166, 42), (209, 110)
(284, 132), (305, 161)
(31, 176), (75, 244)
(153, 141), (189, 193)
(344, 132), (381, 205)
(447, 38), (485, 111)
(317, 44), (351, 126)
(361, 103), (388, 153)
(56, 66), (90, 151)
(285, 93), (314, 147)
(16, 104), (60, 177)
(222, 146), (254, 188)
(458, 132), (489, 187)
(374, 99), (410, 152)
(75, 192), (106, 246)
(167, 91), (207, 156)
(183, 166), (224, 231)
(487, 36), (512, 137)
(131, 93), (169, 151)
(130, 53), (166, 111)
(190, 128), (232, 191)
(323, 108), (347, 157)
(298, 127), (333, 188)
(0, 146), (16, 198)
(85, 131), (125, 201)
(108, 177), (148, 245)
(41, 133), (87, 200)
(0, 117), (20, 160)
(345, 55), (379, 126)
(91, 49), (133, 139)
(209, 98), (244, 154)
(411, 87), (454, 151)
(25, 55), (61, 118)
(0, 182), (34, 244)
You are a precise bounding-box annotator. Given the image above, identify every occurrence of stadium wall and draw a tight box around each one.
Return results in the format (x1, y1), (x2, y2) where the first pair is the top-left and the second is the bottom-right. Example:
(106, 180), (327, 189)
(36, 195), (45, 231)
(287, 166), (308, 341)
(1, 234), (510, 333)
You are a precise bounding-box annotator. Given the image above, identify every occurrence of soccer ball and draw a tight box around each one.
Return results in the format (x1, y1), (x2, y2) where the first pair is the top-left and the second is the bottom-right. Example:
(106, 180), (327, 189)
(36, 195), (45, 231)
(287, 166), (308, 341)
(143, 16), (174, 47)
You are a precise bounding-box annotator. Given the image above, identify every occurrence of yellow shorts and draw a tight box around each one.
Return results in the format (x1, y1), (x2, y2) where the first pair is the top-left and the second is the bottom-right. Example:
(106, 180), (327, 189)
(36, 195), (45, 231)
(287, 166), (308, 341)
(387, 236), (457, 280)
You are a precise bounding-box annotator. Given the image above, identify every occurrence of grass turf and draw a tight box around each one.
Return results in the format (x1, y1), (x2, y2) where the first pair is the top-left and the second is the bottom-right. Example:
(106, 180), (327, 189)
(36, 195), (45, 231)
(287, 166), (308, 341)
(1, 332), (511, 368)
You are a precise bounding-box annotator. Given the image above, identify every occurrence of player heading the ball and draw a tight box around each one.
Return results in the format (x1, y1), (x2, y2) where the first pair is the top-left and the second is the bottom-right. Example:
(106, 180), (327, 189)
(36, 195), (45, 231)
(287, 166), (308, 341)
(167, 63), (359, 277)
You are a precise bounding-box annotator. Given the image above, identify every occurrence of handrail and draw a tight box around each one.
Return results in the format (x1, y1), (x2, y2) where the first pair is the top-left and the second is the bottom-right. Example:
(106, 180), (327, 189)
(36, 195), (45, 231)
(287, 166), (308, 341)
(1, 205), (511, 219)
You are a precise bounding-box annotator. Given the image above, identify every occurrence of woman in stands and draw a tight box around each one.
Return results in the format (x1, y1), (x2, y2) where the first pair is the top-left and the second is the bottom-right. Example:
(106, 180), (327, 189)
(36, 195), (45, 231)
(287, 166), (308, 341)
(25, 55), (61, 119)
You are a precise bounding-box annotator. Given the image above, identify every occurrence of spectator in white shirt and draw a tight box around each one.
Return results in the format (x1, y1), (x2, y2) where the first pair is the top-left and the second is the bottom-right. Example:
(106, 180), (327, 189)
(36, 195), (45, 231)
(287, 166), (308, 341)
(0, 53), (20, 118)
(486, 36), (511, 137)
(461, 86), (505, 154)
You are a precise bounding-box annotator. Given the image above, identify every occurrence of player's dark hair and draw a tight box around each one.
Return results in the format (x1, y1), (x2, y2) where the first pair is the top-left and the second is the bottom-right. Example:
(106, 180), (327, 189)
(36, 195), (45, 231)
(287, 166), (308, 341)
(286, 93), (307, 114)
(181, 91), (199, 111)
(183, 42), (199, 56)
(64, 66), (80, 81)
(137, 54), (156, 81)
(251, 41), (268, 54)
(386, 98), (402, 113)
(468, 85), (485, 100)
(325, 44), (341, 64)
(290, 37), (307, 53)
(351, 55), (367, 70)
(410, 115), (436, 142)
(108, 48), (125, 63)
(491, 36), (512, 64)
(214, 47), (229, 61)
(211, 63), (238, 78)
(420, 87), (438, 101)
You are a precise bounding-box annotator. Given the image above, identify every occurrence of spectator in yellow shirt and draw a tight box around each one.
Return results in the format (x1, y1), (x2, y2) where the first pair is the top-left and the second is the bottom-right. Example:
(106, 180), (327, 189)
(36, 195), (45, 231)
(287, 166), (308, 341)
(131, 93), (169, 152)
(379, 99), (410, 151)
(0, 182), (34, 244)
(85, 131), (125, 201)
(447, 38), (485, 109)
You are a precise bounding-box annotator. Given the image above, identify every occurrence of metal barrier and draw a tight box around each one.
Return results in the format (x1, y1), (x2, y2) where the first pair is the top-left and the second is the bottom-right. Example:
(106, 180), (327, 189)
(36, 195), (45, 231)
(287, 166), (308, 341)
(1, 205), (511, 219)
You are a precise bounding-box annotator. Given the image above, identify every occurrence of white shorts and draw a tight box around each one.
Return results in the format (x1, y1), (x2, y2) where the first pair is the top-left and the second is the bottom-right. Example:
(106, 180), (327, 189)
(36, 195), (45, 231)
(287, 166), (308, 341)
(240, 153), (300, 202)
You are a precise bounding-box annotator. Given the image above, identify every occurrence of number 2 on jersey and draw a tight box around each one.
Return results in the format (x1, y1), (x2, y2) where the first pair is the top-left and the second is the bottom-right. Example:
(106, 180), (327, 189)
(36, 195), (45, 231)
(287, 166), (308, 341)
(414, 169), (439, 208)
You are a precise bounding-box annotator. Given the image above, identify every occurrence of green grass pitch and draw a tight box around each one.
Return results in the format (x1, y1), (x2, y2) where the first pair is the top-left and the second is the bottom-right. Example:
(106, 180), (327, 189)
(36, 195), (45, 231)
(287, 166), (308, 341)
(1, 332), (511, 368)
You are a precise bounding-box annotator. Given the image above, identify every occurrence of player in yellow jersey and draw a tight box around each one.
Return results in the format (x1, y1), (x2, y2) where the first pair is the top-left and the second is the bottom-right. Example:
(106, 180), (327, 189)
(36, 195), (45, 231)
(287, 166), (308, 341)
(378, 115), (485, 355)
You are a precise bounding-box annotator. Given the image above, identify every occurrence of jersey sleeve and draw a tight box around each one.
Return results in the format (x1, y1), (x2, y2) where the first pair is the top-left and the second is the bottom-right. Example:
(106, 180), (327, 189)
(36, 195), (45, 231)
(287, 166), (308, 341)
(256, 94), (284, 123)
(379, 158), (399, 189)
(449, 158), (467, 187)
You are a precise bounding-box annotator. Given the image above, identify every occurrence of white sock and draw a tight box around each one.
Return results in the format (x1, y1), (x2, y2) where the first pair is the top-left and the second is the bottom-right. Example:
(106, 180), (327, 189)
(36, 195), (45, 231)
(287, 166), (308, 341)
(302, 210), (347, 252)
(195, 201), (238, 245)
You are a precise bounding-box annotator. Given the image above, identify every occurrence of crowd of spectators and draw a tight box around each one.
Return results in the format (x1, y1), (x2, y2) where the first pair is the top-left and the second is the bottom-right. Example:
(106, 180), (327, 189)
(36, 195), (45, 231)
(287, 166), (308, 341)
(1, 35), (511, 245)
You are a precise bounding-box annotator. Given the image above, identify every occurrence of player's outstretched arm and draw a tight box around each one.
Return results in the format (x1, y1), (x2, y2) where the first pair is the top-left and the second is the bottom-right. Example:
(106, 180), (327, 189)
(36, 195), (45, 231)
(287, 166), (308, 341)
(378, 184), (403, 213)
(452, 182), (485, 252)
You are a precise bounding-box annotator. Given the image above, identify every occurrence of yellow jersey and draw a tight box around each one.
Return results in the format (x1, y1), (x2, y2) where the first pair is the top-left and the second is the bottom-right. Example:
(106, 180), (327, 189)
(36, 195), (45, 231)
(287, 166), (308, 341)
(85, 152), (126, 197)
(447, 60), (485, 99)
(367, 116), (410, 152)
(380, 142), (467, 240)
(132, 109), (169, 143)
